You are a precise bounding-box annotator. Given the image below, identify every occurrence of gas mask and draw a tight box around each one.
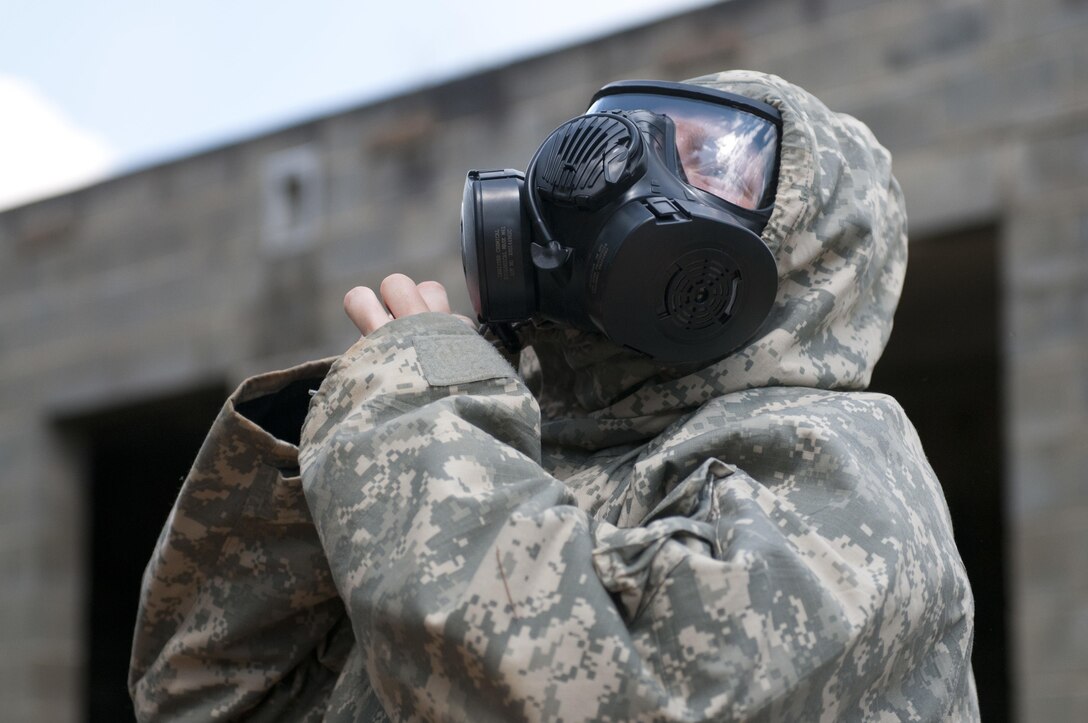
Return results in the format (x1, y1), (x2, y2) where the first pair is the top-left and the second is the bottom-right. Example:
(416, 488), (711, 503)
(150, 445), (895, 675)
(461, 80), (781, 363)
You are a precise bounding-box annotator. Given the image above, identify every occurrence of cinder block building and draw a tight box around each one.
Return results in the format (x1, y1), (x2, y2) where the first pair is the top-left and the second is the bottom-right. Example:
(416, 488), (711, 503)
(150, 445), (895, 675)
(1, 0), (1084, 720)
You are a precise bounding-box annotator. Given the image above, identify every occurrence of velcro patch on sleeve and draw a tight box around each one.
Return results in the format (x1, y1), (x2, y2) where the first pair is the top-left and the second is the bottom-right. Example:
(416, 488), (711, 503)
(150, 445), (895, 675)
(414, 335), (515, 386)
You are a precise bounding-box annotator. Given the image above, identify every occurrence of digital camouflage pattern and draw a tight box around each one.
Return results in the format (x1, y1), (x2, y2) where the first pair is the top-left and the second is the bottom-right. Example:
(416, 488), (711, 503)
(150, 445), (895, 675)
(131, 71), (978, 721)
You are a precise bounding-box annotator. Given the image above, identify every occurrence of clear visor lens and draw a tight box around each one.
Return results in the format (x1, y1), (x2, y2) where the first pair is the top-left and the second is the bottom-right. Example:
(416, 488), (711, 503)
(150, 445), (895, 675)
(586, 93), (779, 210)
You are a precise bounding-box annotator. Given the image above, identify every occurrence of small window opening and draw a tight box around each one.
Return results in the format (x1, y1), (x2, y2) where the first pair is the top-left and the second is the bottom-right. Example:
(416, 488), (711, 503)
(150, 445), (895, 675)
(261, 144), (323, 254)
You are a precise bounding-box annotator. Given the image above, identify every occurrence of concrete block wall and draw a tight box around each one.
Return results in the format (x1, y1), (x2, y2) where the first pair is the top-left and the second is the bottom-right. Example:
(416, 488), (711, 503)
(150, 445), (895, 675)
(0, 0), (1084, 719)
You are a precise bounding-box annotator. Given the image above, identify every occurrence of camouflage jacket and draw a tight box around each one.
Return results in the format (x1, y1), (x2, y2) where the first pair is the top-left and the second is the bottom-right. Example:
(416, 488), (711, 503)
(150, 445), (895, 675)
(130, 72), (978, 721)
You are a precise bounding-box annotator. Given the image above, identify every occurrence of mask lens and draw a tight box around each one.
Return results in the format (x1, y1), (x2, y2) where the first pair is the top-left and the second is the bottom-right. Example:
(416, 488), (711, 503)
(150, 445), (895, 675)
(586, 93), (779, 211)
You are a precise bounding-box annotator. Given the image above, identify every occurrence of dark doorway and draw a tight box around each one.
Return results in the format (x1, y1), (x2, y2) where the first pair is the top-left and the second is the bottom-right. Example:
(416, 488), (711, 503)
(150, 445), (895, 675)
(58, 383), (227, 723)
(868, 226), (1009, 720)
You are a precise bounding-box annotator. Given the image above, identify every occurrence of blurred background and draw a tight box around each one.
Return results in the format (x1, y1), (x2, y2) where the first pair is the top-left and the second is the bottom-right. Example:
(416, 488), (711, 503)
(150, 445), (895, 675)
(1, 0), (1085, 720)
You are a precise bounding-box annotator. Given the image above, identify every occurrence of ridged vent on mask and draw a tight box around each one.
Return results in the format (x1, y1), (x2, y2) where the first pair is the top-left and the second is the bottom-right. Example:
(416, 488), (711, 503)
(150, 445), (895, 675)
(535, 115), (641, 210)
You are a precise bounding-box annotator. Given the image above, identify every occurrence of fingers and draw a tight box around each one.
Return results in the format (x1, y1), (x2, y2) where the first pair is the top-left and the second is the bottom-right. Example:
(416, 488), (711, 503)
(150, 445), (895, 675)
(416, 280), (452, 314)
(345, 275), (463, 336)
(379, 273), (430, 319)
(344, 286), (391, 335)
(419, 281), (476, 328)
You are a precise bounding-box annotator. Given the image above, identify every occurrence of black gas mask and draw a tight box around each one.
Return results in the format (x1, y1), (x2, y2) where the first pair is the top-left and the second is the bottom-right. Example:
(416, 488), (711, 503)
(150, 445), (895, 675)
(461, 80), (781, 363)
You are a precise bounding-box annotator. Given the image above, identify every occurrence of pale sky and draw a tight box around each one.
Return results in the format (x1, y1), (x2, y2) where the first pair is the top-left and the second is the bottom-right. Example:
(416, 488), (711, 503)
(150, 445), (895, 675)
(0, 0), (718, 211)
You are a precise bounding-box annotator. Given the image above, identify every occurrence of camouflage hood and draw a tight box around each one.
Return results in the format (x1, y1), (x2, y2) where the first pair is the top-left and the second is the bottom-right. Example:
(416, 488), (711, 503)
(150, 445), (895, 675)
(524, 70), (908, 449)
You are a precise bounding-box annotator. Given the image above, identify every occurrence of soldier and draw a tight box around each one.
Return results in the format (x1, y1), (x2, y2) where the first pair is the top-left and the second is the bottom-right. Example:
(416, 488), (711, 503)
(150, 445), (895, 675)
(130, 70), (979, 721)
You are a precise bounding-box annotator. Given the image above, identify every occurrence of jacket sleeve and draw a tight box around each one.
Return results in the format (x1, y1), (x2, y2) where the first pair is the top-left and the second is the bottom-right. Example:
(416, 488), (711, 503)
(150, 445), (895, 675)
(129, 359), (355, 722)
(299, 313), (976, 722)
(302, 313), (624, 721)
(299, 314), (730, 721)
